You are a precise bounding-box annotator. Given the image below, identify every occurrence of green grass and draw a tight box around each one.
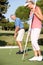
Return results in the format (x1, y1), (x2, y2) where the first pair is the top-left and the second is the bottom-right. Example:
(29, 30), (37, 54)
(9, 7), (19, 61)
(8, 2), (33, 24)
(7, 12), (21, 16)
(0, 45), (43, 65)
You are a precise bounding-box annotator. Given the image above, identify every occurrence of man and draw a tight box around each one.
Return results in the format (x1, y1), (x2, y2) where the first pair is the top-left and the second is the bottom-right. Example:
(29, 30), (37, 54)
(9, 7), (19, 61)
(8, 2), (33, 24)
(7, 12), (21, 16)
(24, 1), (43, 61)
(10, 15), (25, 54)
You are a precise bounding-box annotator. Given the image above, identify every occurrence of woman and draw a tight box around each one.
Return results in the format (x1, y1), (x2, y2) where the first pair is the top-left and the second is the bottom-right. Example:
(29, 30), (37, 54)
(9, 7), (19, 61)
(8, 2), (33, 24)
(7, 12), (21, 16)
(24, 1), (43, 61)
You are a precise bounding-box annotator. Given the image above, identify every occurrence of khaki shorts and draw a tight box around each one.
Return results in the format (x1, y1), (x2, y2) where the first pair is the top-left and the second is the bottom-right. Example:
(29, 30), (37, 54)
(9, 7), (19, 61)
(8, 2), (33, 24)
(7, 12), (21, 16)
(16, 29), (25, 41)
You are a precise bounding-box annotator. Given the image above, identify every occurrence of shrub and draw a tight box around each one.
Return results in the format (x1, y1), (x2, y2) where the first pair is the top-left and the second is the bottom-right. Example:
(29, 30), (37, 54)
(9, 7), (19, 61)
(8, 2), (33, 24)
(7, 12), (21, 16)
(23, 22), (29, 32)
(38, 39), (43, 45)
(41, 28), (43, 34)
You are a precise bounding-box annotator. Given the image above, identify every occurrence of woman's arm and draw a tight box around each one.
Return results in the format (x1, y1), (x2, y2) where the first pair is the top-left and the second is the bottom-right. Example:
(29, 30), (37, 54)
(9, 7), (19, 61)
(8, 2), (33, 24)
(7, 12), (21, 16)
(34, 7), (43, 20)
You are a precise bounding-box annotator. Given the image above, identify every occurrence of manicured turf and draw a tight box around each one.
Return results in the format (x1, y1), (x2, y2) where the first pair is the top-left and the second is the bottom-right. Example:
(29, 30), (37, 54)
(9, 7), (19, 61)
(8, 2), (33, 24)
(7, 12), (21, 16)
(0, 45), (43, 65)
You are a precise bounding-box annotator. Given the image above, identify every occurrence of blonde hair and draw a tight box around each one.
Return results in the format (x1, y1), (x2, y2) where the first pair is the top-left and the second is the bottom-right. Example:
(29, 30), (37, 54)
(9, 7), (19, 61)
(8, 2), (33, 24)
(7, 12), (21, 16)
(29, 1), (34, 4)
(26, 0), (34, 4)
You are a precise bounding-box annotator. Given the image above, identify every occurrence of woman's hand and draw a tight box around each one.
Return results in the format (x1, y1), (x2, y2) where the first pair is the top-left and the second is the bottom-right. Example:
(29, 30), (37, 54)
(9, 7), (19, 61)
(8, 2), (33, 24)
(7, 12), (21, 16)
(31, 8), (35, 14)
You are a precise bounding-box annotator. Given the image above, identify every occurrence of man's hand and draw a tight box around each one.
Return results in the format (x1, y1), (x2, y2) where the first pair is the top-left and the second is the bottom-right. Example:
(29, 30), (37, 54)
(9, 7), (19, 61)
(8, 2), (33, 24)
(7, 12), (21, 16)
(14, 26), (19, 39)
(14, 33), (17, 39)
(14, 34), (17, 38)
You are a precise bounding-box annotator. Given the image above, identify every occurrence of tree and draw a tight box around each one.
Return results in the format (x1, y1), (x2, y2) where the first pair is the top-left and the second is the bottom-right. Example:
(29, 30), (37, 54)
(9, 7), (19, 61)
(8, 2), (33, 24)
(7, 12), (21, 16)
(0, 0), (9, 21)
(15, 6), (30, 22)
(37, 0), (43, 14)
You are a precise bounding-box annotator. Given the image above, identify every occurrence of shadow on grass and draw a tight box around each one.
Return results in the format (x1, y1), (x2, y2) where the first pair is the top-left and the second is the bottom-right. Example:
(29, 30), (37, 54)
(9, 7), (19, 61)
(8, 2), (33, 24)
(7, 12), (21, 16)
(0, 40), (7, 46)
(26, 48), (32, 52)
(41, 51), (43, 55)
(24, 48), (32, 53)
(0, 33), (14, 36)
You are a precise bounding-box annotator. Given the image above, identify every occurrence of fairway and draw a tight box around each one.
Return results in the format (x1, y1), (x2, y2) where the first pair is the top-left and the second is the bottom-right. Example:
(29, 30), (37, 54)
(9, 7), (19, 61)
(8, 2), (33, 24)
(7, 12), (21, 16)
(0, 45), (43, 65)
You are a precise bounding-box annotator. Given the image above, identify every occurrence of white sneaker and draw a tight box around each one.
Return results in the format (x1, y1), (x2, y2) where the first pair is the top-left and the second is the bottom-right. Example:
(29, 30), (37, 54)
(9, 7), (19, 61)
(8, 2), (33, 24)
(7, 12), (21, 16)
(29, 56), (38, 61)
(37, 56), (43, 61)
(29, 56), (43, 61)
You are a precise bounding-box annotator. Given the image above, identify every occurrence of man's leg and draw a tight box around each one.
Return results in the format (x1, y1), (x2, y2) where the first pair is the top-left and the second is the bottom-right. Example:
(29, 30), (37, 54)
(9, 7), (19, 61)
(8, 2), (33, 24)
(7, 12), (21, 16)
(16, 41), (23, 52)
(16, 29), (25, 54)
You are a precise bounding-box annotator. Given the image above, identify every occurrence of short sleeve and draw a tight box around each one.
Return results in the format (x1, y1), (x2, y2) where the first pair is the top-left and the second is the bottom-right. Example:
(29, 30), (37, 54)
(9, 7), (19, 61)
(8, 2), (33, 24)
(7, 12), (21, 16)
(15, 18), (20, 27)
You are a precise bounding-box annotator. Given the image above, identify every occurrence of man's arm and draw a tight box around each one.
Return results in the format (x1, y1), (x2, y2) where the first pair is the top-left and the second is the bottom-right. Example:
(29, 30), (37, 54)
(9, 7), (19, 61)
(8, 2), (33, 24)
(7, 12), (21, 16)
(14, 26), (20, 38)
(15, 26), (20, 33)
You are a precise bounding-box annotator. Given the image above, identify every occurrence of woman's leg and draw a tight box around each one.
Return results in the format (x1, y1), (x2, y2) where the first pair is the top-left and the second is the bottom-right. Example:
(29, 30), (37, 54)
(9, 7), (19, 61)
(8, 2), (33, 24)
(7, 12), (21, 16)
(29, 28), (42, 61)
(31, 28), (41, 56)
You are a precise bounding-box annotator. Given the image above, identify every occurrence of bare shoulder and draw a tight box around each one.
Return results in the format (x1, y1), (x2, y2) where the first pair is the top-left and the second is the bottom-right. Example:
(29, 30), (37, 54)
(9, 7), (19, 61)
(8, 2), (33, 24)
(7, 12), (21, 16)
(36, 6), (41, 12)
(36, 6), (41, 11)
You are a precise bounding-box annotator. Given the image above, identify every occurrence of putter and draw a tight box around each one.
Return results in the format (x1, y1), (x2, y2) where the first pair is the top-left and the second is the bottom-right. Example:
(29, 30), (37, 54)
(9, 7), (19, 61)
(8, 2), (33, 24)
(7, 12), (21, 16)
(22, 0), (37, 60)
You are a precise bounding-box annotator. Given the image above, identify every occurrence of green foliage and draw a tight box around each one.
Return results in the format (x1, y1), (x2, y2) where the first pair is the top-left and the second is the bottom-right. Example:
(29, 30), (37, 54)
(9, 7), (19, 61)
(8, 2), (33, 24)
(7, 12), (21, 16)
(23, 22), (29, 31)
(7, 22), (15, 30)
(0, 22), (15, 30)
(41, 27), (43, 34)
(37, 0), (43, 14)
(0, 0), (9, 21)
(38, 39), (43, 45)
(15, 6), (30, 21)
(0, 0), (9, 14)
